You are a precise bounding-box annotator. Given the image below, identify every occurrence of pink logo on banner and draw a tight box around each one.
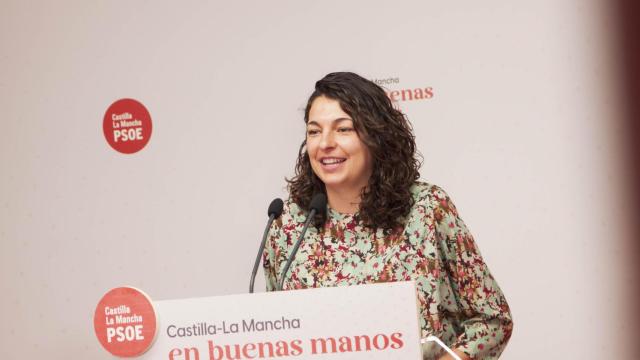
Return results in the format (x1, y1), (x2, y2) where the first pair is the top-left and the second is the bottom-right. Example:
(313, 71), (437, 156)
(103, 98), (153, 154)
(94, 287), (158, 357)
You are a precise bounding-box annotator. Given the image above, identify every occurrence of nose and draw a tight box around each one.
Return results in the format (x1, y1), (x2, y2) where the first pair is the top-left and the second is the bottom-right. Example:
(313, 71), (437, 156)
(319, 130), (336, 150)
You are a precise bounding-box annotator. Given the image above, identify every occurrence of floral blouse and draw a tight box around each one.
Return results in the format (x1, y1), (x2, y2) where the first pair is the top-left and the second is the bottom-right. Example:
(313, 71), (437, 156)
(263, 182), (513, 359)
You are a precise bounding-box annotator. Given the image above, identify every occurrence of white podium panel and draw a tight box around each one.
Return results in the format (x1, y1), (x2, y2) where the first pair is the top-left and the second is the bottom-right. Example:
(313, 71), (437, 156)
(142, 282), (423, 360)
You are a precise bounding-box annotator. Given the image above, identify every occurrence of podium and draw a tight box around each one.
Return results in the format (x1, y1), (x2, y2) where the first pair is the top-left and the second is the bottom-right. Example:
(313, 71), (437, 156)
(94, 282), (460, 359)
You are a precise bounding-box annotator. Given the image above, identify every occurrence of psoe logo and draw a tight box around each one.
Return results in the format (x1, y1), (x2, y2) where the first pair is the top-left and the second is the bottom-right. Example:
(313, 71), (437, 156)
(103, 98), (153, 154)
(94, 287), (158, 357)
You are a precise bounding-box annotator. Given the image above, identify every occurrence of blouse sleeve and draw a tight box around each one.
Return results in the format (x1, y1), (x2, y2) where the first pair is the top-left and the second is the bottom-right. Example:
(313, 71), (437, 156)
(431, 186), (513, 359)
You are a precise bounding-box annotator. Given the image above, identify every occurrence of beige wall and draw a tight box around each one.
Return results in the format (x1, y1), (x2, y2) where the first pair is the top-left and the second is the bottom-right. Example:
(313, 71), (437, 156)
(0, 0), (633, 358)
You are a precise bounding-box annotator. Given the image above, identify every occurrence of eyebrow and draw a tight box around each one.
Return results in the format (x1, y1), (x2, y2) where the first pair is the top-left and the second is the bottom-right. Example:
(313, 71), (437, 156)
(307, 117), (353, 127)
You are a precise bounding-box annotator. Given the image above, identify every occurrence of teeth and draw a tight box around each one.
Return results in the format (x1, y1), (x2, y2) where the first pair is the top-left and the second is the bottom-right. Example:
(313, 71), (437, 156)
(321, 158), (345, 165)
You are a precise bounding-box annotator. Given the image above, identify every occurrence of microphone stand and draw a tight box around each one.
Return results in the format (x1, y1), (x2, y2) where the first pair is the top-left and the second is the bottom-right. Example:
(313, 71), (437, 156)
(249, 198), (283, 293)
(249, 213), (276, 293)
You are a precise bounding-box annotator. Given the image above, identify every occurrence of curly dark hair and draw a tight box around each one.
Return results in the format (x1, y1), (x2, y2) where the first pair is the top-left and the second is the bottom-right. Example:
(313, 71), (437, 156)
(287, 72), (421, 233)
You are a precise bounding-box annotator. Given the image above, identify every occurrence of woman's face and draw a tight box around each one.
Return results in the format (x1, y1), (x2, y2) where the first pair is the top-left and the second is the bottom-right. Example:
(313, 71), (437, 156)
(306, 96), (373, 195)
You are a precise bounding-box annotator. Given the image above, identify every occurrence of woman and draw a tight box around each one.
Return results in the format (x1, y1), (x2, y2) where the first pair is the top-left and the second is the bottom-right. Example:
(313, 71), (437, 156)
(263, 72), (513, 359)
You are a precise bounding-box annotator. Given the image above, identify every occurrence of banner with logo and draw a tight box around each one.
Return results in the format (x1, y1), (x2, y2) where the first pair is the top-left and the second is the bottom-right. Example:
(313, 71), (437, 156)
(94, 282), (423, 359)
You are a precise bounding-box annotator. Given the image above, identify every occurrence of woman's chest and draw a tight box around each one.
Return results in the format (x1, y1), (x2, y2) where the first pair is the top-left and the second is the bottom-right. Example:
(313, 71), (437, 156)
(283, 222), (442, 289)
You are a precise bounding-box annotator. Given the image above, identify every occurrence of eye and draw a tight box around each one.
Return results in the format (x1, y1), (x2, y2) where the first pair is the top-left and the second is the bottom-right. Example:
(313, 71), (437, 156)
(337, 127), (354, 133)
(307, 129), (320, 136)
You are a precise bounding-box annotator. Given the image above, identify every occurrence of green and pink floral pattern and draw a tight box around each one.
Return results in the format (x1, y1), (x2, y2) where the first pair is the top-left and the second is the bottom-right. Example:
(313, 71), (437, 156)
(263, 182), (513, 359)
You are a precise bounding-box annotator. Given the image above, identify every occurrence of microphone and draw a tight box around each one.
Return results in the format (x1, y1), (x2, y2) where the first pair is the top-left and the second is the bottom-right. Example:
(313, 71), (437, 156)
(277, 193), (327, 291)
(249, 198), (284, 293)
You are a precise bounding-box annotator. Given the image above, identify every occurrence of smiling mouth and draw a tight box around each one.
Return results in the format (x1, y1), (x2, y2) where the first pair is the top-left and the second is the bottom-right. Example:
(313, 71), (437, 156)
(320, 157), (346, 165)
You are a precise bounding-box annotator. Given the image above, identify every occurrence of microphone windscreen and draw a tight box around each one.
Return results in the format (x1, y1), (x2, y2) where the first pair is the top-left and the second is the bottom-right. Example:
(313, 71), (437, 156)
(267, 198), (284, 218)
(309, 193), (327, 214)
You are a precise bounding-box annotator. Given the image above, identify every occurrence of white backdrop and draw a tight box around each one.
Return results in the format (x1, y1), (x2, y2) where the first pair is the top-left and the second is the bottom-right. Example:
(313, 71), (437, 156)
(0, 1), (634, 358)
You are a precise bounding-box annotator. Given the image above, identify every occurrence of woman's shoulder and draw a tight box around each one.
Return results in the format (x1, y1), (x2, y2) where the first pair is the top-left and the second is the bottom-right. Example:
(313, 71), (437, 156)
(408, 181), (464, 231)
(269, 199), (305, 242)
(410, 181), (453, 207)
(280, 198), (308, 225)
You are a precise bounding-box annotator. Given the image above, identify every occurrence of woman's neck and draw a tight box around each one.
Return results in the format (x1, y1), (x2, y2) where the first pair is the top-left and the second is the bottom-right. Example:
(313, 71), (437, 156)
(325, 186), (362, 214)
